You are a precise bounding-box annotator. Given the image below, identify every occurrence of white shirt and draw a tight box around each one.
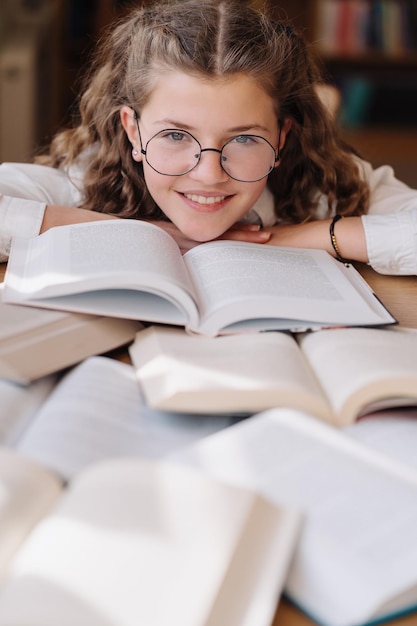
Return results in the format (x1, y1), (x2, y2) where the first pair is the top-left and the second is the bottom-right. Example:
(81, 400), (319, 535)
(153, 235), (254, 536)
(0, 158), (416, 274)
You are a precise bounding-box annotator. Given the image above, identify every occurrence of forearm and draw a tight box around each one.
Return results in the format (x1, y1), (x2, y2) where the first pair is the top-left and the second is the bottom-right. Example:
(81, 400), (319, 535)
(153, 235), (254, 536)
(266, 217), (369, 263)
(41, 205), (118, 233)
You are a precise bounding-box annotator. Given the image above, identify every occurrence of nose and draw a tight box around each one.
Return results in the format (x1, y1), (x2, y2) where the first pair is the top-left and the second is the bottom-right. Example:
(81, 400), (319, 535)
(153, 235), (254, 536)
(188, 147), (230, 184)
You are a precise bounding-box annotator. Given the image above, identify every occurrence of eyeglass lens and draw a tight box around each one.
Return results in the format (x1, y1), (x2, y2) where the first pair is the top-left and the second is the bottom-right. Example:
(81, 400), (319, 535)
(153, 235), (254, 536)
(144, 130), (277, 182)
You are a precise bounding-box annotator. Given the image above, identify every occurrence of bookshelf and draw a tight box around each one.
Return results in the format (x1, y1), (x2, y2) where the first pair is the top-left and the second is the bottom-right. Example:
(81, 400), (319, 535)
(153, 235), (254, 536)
(55, 0), (133, 121)
(268, 0), (417, 187)
(0, 0), (67, 161)
(27, 0), (417, 187)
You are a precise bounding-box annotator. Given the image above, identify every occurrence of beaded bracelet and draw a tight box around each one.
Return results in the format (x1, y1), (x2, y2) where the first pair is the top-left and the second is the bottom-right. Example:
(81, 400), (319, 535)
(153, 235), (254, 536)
(329, 214), (351, 267)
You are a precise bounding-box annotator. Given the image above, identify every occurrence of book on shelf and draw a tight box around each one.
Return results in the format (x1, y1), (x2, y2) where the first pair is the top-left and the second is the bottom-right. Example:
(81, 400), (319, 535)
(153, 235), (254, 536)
(315, 0), (412, 56)
(170, 406), (417, 626)
(128, 324), (417, 425)
(0, 284), (142, 383)
(0, 356), (300, 625)
(3, 219), (395, 336)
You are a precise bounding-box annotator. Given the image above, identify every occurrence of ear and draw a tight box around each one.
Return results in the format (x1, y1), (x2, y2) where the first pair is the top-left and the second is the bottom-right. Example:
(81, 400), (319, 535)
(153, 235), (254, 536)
(120, 106), (142, 159)
(279, 117), (292, 149)
(274, 117), (292, 167)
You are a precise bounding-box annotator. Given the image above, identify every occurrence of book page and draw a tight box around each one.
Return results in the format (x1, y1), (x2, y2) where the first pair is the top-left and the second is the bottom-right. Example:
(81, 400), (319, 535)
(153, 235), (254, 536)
(4, 221), (199, 327)
(0, 301), (142, 384)
(298, 326), (417, 425)
(0, 458), (300, 626)
(129, 325), (332, 419)
(183, 242), (392, 335)
(14, 357), (235, 481)
(1, 281), (142, 384)
(0, 290), (70, 341)
(0, 448), (62, 581)
(0, 376), (56, 446)
(171, 408), (417, 626)
(344, 409), (417, 471)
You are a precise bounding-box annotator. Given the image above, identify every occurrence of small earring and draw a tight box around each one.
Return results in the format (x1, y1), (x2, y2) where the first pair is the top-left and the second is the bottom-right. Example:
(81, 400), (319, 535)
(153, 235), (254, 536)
(132, 149), (139, 157)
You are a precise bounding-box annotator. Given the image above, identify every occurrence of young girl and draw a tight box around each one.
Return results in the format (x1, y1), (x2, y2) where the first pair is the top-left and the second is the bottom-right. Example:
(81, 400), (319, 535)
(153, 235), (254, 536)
(0, 0), (416, 274)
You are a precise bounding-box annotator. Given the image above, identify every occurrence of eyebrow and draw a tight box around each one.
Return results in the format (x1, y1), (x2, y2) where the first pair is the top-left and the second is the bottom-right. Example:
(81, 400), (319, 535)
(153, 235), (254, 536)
(156, 119), (271, 134)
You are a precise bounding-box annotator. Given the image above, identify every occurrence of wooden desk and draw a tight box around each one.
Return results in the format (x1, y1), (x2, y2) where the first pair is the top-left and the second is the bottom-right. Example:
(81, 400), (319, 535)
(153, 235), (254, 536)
(2, 261), (417, 626)
(356, 263), (417, 330)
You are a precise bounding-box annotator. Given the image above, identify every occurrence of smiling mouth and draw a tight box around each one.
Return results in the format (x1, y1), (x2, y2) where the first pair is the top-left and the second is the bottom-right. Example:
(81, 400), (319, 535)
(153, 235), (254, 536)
(183, 193), (227, 205)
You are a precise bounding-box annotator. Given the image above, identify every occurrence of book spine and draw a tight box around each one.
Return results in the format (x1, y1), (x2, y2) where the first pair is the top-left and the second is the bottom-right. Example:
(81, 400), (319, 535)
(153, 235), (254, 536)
(314, 0), (414, 56)
(316, 0), (342, 54)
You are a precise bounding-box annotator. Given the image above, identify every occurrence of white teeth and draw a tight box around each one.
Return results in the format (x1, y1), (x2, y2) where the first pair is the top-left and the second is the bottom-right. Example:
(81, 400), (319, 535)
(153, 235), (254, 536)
(184, 194), (225, 205)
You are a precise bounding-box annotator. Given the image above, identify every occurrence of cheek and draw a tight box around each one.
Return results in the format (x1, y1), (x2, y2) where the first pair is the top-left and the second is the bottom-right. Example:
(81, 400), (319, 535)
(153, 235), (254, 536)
(236, 181), (269, 216)
(141, 168), (169, 206)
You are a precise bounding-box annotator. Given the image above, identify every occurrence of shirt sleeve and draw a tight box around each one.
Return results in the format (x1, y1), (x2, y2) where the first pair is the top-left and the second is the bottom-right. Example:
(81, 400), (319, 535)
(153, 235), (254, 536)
(0, 196), (45, 262)
(0, 162), (83, 261)
(360, 161), (417, 275)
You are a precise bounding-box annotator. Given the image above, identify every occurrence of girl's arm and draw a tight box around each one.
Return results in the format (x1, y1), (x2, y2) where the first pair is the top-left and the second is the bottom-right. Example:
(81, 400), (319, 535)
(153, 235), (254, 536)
(265, 208), (417, 276)
(41, 205), (118, 232)
(264, 163), (417, 276)
(266, 217), (368, 263)
(0, 162), (119, 261)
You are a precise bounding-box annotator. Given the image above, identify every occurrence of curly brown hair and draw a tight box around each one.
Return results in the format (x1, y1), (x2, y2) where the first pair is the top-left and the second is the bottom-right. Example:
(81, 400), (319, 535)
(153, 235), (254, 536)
(36, 0), (369, 222)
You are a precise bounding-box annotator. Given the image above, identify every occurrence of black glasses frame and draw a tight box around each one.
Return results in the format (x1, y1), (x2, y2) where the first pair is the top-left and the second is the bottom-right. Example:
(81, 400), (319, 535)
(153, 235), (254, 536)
(133, 111), (281, 183)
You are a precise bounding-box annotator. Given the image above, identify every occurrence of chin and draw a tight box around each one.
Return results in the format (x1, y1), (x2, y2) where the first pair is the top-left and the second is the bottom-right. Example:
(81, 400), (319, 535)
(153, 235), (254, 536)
(191, 234), (216, 243)
(189, 233), (222, 244)
(182, 223), (230, 243)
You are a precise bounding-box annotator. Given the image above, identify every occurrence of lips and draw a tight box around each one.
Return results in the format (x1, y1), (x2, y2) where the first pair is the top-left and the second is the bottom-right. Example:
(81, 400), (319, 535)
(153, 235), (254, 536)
(183, 193), (227, 205)
(179, 191), (233, 213)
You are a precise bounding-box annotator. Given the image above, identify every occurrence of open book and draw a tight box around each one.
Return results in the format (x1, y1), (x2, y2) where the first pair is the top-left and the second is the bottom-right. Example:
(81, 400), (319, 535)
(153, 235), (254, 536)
(0, 355), (239, 476)
(0, 357), (300, 625)
(3, 220), (395, 336)
(0, 454), (299, 626)
(170, 407), (417, 626)
(0, 285), (142, 383)
(129, 324), (417, 426)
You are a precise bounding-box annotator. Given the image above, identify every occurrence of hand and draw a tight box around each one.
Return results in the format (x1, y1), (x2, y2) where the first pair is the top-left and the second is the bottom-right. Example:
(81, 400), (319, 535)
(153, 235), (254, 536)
(149, 221), (271, 254)
(147, 221), (203, 253)
(216, 223), (271, 245)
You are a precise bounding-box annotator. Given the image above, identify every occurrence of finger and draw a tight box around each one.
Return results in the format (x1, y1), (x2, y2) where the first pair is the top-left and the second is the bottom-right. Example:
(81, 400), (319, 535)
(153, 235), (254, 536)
(228, 223), (261, 232)
(219, 229), (271, 243)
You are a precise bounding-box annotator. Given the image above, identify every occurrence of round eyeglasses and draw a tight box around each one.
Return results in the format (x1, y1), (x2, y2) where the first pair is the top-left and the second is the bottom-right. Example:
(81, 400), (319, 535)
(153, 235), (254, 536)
(136, 125), (279, 183)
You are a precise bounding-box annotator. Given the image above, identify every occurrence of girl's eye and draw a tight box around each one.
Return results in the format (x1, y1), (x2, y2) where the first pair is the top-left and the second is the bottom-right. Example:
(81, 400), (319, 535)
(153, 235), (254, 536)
(169, 132), (186, 141)
(233, 135), (258, 145)
(160, 130), (191, 142)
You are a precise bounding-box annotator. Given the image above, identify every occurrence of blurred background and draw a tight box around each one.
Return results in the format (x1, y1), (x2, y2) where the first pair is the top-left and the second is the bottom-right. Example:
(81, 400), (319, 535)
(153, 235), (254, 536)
(0, 0), (416, 187)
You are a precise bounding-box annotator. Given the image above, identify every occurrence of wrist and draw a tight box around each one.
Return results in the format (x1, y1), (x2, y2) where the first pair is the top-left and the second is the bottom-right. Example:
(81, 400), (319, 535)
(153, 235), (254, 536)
(327, 215), (368, 264)
(329, 215), (351, 265)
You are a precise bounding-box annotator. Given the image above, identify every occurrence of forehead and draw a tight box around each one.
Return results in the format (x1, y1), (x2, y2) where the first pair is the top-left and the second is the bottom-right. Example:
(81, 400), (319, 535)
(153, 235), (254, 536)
(140, 70), (278, 133)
